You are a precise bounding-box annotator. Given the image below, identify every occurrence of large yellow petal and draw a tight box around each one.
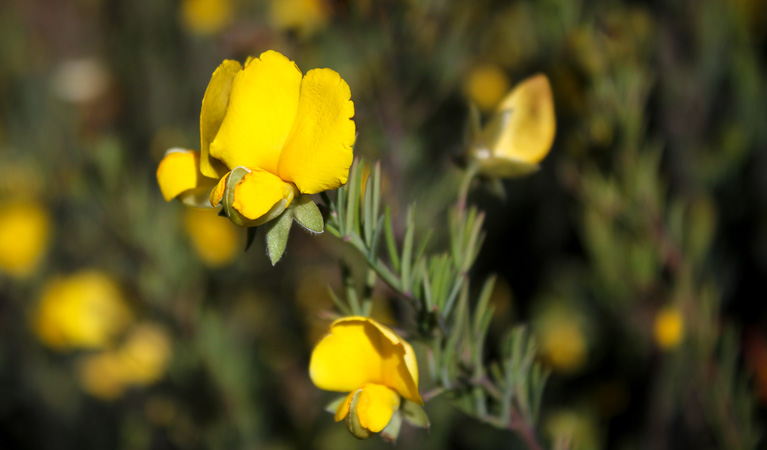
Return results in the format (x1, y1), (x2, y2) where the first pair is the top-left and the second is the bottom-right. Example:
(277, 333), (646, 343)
(210, 51), (302, 174)
(156, 149), (216, 202)
(309, 317), (422, 404)
(356, 383), (400, 433)
(278, 68), (355, 194)
(200, 60), (242, 178)
(492, 74), (555, 164)
(232, 168), (297, 221)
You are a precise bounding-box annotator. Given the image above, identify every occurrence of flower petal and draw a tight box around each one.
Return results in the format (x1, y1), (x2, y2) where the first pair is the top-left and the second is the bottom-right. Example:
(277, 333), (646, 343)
(210, 51), (302, 174)
(278, 68), (355, 194)
(232, 168), (297, 221)
(309, 317), (422, 404)
(200, 60), (242, 178)
(492, 74), (555, 164)
(356, 384), (401, 433)
(156, 149), (216, 201)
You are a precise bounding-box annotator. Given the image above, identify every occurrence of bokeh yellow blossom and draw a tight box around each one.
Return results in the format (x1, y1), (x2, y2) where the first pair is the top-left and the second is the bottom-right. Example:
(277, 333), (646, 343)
(183, 208), (241, 267)
(0, 201), (50, 278)
(470, 74), (556, 178)
(310, 317), (423, 439)
(535, 303), (588, 373)
(464, 64), (510, 112)
(653, 306), (685, 350)
(78, 323), (172, 400)
(33, 270), (133, 350)
(157, 50), (355, 228)
(269, 0), (330, 37)
(180, 0), (233, 36)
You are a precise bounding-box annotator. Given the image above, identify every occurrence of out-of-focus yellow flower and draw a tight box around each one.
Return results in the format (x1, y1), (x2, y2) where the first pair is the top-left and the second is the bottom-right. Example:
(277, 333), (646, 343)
(469, 74), (556, 178)
(180, 0), (233, 36)
(183, 208), (240, 267)
(535, 303), (587, 373)
(464, 64), (510, 112)
(34, 271), (132, 350)
(653, 306), (684, 350)
(269, 0), (330, 37)
(310, 317), (424, 439)
(0, 201), (50, 278)
(157, 50), (355, 228)
(78, 323), (172, 400)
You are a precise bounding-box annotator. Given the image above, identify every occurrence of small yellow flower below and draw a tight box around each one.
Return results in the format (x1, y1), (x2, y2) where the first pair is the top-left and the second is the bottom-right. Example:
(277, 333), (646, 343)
(310, 317), (423, 439)
(654, 306), (685, 350)
(0, 201), (50, 278)
(33, 270), (133, 350)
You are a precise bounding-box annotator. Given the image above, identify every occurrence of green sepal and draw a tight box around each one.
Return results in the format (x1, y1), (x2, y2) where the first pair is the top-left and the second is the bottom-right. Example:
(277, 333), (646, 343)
(324, 395), (347, 414)
(401, 399), (430, 429)
(265, 209), (294, 265)
(346, 389), (372, 439)
(380, 410), (403, 443)
(292, 195), (324, 233)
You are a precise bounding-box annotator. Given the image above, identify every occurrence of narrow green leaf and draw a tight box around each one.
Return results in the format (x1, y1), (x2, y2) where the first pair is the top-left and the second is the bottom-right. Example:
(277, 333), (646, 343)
(363, 168), (374, 246)
(421, 261), (434, 311)
(384, 207), (400, 272)
(372, 161), (382, 222)
(265, 210), (294, 265)
(473, 275), (497, 338)
(327, 286), (351, 316)
(401, 400), (430, 429)
(345, 160), (361, 237)
(367, 215), (385, 262)
(292, 195), (324, 233)
(401, 205), (416, 292)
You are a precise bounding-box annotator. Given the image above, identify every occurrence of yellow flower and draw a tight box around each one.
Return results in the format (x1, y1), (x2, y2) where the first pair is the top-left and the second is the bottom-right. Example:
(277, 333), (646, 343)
(157, 50), (355, 227)
(464, 64), (510, 112)
(654, 306), (685, 350)
(183, 208), (241, 267)
(78, 323), (172, 400)
(0, 201), (50, 278)
(309, 317), (423, 439)
(469, 74), (556, 178)
(33, 270), (133, 350)
(534, 302), (588, 374)
(269, 0), (330, 37)
(180, 0), (233, 36)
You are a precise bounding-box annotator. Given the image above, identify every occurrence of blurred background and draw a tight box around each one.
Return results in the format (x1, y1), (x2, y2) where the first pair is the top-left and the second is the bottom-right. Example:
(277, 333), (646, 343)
(1, 0), (766, 448)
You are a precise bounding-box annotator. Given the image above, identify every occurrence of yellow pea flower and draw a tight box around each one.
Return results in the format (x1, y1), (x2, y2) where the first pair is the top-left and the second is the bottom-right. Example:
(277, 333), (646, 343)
(654, 306), (685, 350)
(309, 317), (424, 439)
(0, 201), (50, 278)
(157, 50), (355, 228)
(469, 74), (556, 178)
(33, 270), (133, 350)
